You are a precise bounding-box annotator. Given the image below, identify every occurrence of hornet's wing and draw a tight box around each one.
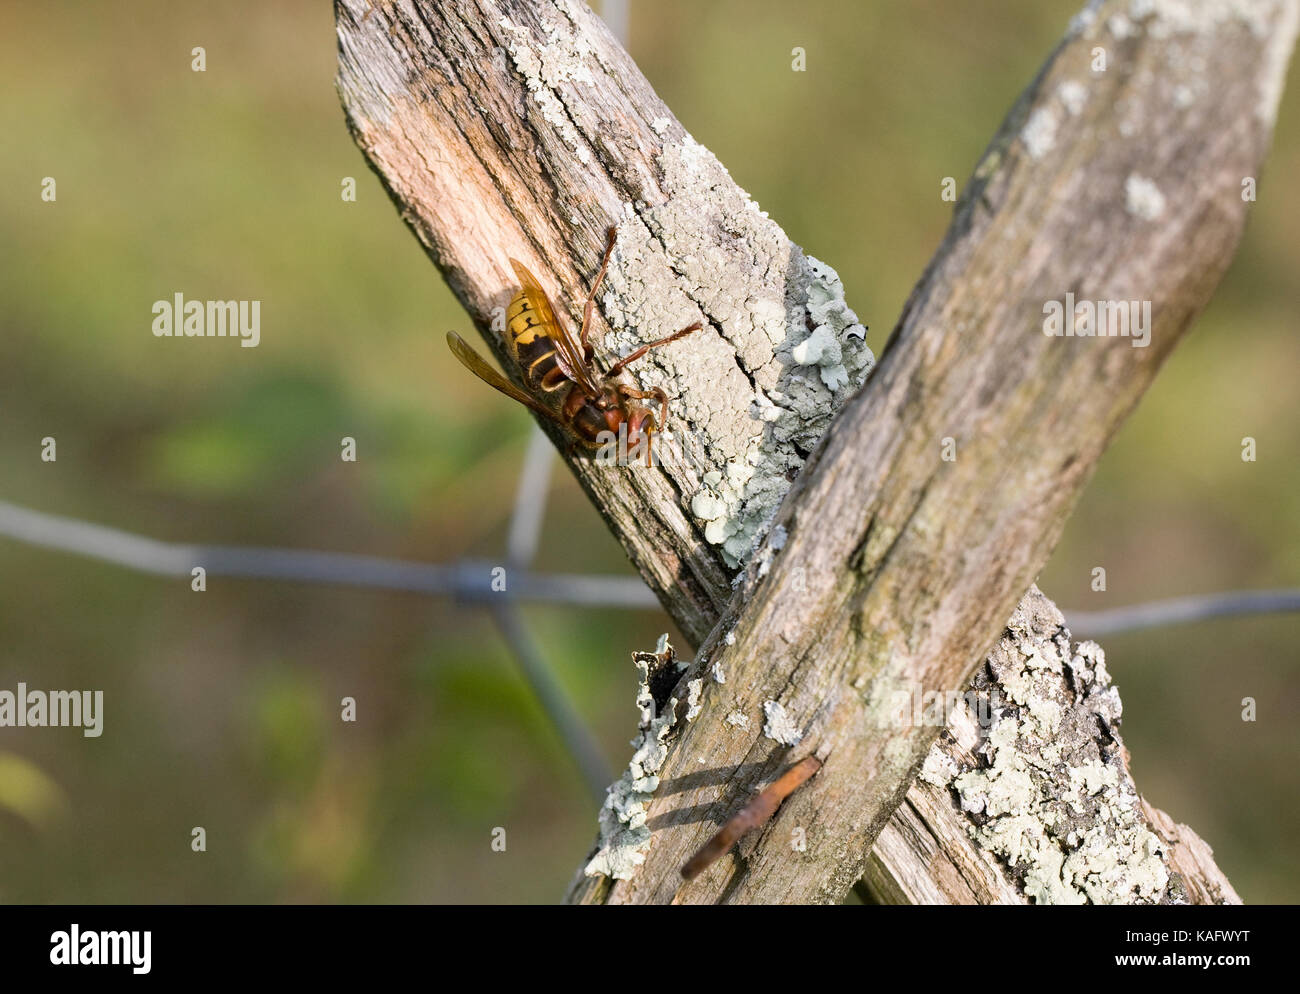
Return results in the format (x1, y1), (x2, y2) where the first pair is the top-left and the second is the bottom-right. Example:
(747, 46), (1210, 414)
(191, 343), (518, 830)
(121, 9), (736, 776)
(446, 331), (570, 430)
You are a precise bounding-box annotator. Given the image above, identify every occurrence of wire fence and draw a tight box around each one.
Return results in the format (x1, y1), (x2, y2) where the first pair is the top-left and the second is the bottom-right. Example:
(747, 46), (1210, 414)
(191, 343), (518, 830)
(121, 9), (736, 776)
(3, 487), (1297, 796)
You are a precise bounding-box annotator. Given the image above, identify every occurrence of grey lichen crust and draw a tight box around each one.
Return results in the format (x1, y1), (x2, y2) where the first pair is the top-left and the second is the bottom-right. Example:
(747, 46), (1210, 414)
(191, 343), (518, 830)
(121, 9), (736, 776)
(584, 636), (680, 880)
(604, 143), (873, 569)
(498, 7), (597, 164)
(931, 590), (1180, 904)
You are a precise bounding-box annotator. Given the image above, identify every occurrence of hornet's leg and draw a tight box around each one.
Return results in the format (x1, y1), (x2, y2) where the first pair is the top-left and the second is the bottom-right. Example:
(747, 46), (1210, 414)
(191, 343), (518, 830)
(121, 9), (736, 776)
(617, 385), (672, 467)
(606, 322), (701, 379)
(617, 384), (670, 426)
(580, 227), (618, 353)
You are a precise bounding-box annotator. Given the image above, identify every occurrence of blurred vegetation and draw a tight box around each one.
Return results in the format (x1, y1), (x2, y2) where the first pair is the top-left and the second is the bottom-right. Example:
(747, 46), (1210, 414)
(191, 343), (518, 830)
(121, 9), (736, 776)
(0, 0), (1295, 903)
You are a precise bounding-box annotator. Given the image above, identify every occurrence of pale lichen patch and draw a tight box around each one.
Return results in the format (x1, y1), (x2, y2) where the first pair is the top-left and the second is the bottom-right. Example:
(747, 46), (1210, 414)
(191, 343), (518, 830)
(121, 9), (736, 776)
(762, 700), (804, 746)
(919, 745), (960, 789)
(498, 11), (595, 164)
(584, 637), (682, 880)
(691, 491), (728, 522)
(1125, 173), (1167, 220)
(1127, 0), (1298, 122)
(1129, 0), (1275, 39)
(726, 709), (750, 729)
(685, 678), (704, 721)
(1068, 3), (1101, 35)
(790, 258), (868, 394)
(1109, 12), (1139, 38)
(791, 325), (845, 391)
(754, 525), (787, 579)
(943, 589), (1174, 904)
(1021, 107), (1058, 159)
(1057, 80), (1088, 115)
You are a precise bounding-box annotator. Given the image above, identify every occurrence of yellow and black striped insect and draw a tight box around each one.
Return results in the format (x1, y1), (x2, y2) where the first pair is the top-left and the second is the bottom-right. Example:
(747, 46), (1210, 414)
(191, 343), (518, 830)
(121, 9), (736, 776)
(447, 228), (699, 466)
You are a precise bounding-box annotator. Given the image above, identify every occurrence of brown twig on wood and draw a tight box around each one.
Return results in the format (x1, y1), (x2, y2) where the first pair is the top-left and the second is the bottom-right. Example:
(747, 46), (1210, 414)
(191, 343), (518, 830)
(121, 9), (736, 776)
(681, 755), (823, 882)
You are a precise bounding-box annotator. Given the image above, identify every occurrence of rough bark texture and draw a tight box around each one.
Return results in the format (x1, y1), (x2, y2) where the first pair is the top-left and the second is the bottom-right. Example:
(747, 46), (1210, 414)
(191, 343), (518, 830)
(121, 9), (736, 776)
(335, 0), (1295, 904)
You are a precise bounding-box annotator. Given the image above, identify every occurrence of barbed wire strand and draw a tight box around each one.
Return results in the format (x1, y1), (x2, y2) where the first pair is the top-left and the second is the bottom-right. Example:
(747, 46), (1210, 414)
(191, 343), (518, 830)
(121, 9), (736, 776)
(0, 492), (624, 800)
(2, 495), (1297, 797)
(0, 499), (657, 606)
(1, 497), (1297, 636)
(1064, 589), (1300, 637)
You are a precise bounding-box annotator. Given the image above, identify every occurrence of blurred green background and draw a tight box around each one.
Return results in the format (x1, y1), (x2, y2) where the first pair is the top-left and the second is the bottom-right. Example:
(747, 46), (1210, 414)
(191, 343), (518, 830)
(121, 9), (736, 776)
(0, 0), (1295, 903)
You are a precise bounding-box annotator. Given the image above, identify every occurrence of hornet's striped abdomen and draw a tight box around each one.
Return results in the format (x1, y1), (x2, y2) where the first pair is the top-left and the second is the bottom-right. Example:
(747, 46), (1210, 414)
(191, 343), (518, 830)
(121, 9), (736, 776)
(506, 289), (568, 393)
